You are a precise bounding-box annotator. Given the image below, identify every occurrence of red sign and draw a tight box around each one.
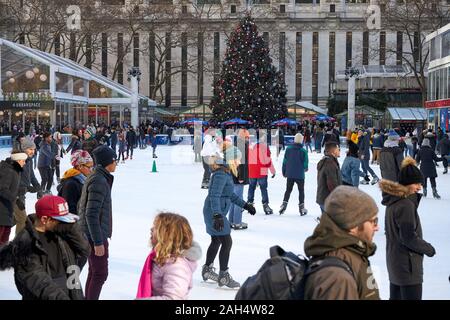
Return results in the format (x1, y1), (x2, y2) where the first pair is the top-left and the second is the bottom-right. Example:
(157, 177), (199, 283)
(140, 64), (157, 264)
(88, 108), (108, 117)
(425, 99), (450, 109)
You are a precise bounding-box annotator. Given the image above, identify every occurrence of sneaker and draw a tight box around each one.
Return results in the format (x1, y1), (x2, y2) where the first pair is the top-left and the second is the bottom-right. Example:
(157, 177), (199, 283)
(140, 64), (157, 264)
(299, 203), (308, 216)
(279, 201), (288, 215)
(371, 177), (380, 185)
(218, 269), (240, 289)
(263, 203), (273, 215)
(201, 181), (209, 189)
(201, 264), (219, 282)
(360, 179), (370, 185)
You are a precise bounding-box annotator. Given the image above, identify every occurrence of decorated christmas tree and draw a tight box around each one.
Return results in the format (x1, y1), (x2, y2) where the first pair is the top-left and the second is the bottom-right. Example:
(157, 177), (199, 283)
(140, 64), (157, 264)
(210, 14), (288, 127)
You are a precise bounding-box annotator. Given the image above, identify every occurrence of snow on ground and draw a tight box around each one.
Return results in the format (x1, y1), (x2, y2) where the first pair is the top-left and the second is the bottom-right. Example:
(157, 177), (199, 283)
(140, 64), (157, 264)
(0, 144), (449, 300)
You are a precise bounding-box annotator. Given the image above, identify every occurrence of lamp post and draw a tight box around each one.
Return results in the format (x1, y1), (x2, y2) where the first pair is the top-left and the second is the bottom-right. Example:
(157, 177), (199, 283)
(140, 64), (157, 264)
(345, 67), (360, 132)
(127, 67), (141, 128)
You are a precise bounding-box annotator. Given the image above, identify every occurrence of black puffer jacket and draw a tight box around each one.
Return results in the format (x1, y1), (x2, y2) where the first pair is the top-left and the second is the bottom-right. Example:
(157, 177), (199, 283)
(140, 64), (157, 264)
(0, 159), (23, 226)
(0, 215), (90, 300)
(232, 139), (249, 185)
(77, 166), (114, 246)
(18, 157), (41, 198)
(416, 145), (441, 178)
(438, 134), (450, 156)
(380, 179), (435, 286)
(316, 155), (342, 205)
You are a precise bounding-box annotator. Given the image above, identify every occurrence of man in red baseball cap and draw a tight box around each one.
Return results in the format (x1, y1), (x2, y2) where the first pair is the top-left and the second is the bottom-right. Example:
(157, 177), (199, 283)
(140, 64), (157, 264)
(0, 195), (90, 300)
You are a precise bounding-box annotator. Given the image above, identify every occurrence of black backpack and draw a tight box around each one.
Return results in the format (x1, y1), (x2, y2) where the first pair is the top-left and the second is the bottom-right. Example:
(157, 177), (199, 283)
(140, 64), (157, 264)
(235, 245), (354, 300)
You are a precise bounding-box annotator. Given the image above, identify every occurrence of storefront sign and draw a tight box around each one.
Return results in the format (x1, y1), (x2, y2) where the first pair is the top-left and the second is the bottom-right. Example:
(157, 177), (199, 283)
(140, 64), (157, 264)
(425, 99), (450, 109)
(0, 100), (55, 110)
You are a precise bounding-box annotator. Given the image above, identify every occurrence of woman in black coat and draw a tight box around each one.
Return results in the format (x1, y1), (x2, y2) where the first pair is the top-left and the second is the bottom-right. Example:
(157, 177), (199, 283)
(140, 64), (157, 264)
(416, 138), (442, 198)
(0, 153), (26, 245)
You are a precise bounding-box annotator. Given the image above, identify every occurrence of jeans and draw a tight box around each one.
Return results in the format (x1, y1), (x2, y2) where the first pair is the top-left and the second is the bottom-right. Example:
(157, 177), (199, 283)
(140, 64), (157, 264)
(389, 283), (422, 300)
(202, 156), (211, 184)
(229, 184), (244, 225)
(248, 177), (269, 204)
(305, 142), (313, 153)
(85, 240), (109, 300)
(283, 178), (305, 204)
(360, 158), (378, 179)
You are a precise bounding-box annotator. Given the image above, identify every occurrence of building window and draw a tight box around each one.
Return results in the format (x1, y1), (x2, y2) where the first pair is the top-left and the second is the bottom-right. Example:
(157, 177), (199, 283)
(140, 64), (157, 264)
(181, 32), (188, 106)
(165, 32), (171, 107)
(197, 0), (221, 4)
(149, 32), (155, 98)
(363, 31), (369, 65)
(295, 0), (314, 3)
(280, 4), (286, 13)
(346, 32), (352, 68)
(380, 31), (386, 65)
(70, 32), (76, 61)
(312, 32), (319, 106)
(213, 32), (220, 91)
(329, 31), (335, 95)
(279, 32), (286, 82)
(197, 32), (204, 105)
(55, 35), (61, 56)
(442, 31), (450, 58)
(102, 33), (108, 77)
(414, 31), (419, 63)
(118, 33), (124, 84)
(396, 31), (403, 65)
(231, 5), (236, 14)
(295, 32), (302, 101)
(330, 4), (335, 13)
(182, 5), (187, 14)
(133, 33), (139, 68)
(263, 32), (269, 47)
(86, 34), (92, 69)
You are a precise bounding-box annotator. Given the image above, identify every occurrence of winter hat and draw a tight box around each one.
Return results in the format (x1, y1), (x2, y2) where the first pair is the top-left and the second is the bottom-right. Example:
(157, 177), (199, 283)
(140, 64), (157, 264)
(324, 186), (378, 230)
(421, 138), (430, 147)
(21, 137), (36, 150)
(71, 150), (94, 167)
(10, 151), (28, 161)
(92, 145), (116, 168)
(53, 131), (61, 141)
(398, 157), (423, 186)
(294, 133), (304, 144)
(388, 129), (400, 141)
(347, 140), (359, 156)
(85, 127), (95, 137)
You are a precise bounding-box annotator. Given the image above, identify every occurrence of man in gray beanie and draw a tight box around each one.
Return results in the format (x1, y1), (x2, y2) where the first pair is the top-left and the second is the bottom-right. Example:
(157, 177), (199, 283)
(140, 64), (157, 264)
(14, 138), (43, 234)
(303, 185), (380, 300)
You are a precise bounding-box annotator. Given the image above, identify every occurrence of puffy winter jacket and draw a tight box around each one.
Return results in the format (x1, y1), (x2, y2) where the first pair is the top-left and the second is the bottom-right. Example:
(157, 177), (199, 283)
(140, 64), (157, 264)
(148, 242), (202, 300)
(379, 146), (404, 182)
(316, 155), (342, 205)
(248, 143), (275, 179)
(0, 159), (23, 226)
(282, 143), (308, 180)
(58, 169), (86, 215)
(77, 166), (114, 246)
(0, 215), (90, 300)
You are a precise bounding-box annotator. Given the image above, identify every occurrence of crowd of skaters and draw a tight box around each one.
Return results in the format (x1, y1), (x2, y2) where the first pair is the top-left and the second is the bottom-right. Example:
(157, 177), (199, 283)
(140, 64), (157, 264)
(0, 118), (449, 300)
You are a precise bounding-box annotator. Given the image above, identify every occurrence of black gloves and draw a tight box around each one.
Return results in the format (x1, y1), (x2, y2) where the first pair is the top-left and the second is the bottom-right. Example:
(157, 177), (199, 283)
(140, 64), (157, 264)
(243, 202), (256, 215)
(271, 173), (276, 178)
(16, 198), (25, 211)
(213, 214), (224, 232)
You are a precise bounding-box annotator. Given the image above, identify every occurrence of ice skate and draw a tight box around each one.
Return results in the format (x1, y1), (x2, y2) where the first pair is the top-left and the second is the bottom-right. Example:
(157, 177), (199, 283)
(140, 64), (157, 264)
(218, 270), (240, 289)
(201, 264), (219, 282)
(279, 201), (288, 215)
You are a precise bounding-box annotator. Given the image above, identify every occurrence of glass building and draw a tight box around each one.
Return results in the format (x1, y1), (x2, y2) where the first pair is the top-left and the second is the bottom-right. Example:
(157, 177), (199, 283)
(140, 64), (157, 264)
(0, 38), (155, 134)
(426, 23), (450, 132)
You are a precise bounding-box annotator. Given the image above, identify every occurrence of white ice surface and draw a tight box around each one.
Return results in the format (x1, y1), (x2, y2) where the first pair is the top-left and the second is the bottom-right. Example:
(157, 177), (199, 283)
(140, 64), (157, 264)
(0, 144), (449, 300)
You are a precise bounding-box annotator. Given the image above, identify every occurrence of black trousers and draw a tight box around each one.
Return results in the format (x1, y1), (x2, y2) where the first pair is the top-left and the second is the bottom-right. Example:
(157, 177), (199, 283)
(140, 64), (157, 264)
(283, 178), (305, 204)
(443, 156), (448, 168)
(205, 235), (232, 272)
(202, 156), (211, 183)
(389, 283), (422, 300)
(38, 167), (53, 192)
(423, 177), (437, 189)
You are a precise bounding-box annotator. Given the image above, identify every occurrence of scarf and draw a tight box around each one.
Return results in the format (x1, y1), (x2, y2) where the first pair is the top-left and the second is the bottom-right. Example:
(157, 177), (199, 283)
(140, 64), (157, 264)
(136, 249), (156, 299)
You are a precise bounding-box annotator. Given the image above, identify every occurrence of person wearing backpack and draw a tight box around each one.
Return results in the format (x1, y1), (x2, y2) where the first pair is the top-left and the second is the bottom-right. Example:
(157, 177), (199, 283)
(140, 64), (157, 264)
(303, 186), (381, 300)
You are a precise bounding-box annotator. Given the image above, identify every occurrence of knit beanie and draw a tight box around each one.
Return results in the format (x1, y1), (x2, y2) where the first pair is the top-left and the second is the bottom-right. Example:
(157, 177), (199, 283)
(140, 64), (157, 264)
(10, 151), (28, 161)
(324, 186), (378, 230)
(71, 150), (94, 167)
(92, 145), (116, 168)
(85, 127), (95, 138)
(294, 133), (304, 144)
(21, 137), (36, 150)
(398, 157), (423, 186)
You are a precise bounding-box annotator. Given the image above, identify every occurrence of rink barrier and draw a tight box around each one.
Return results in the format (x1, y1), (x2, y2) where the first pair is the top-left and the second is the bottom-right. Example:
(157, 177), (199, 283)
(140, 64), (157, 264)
(0, 134), (349, 148)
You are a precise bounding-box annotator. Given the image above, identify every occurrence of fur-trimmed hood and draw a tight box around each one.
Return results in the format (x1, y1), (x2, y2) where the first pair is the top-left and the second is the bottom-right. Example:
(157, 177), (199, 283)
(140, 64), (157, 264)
(379, 179), (420, 207)
(182, 241), (202, 262)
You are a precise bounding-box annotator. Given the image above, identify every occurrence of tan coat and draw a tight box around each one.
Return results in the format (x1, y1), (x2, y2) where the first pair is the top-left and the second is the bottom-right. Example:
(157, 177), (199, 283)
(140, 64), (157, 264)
(303, 213), (380, 300)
